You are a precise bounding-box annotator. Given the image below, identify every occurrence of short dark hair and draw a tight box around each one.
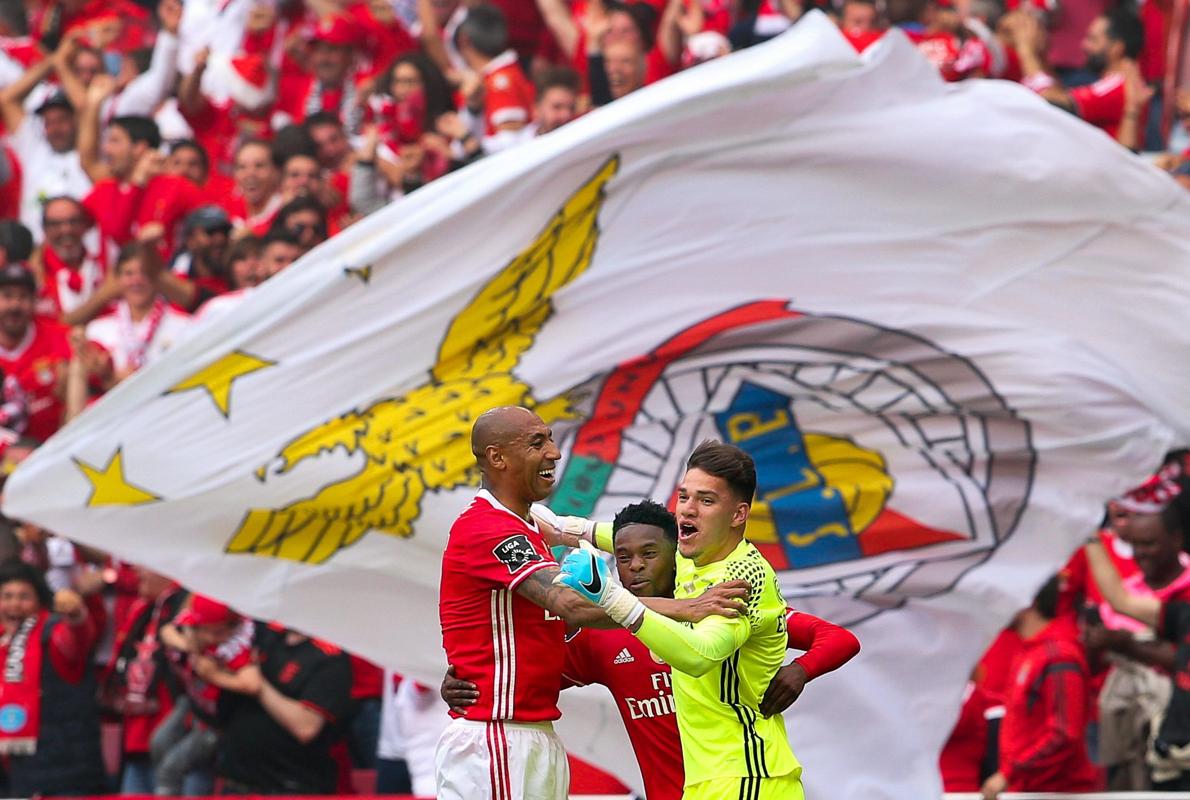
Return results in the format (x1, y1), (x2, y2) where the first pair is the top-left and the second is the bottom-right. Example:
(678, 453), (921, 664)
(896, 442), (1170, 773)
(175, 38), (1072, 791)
(303, 111), (345, 134)
(271, 197), (328, 234)
(171, 139), (209, 173)
(110, 115), (162, 150)
(0, 220), (33, 263)
(225, 234), (263, 267)
(272, 124), (319, 168)
(235, 137), (273, 161)
(458, 4), (508, 59)
(605, 0), (657, 49)
(0, 561), (53, 610)
(1032, 574), (1061, 620)
(260, 228), (303, 251)
(613, 499), (678, 542)
(1105, 7), (1144, 60)
(114, 241), (159, 272)
(536, 66), (582, 97)
(686, 440), (757, 504)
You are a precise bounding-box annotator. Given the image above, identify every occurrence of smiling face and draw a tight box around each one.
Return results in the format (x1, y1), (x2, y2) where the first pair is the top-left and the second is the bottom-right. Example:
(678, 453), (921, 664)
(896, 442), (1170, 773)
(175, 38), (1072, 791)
(503, 416), (561, 503)
(675, 467), (750, 566)
(234, 142), (279, 207)
(615, 523), (677, 598)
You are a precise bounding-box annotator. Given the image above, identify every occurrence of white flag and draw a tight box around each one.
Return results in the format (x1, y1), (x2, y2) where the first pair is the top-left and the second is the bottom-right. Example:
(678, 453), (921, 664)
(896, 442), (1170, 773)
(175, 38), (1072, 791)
(6, 12), (1190, 798)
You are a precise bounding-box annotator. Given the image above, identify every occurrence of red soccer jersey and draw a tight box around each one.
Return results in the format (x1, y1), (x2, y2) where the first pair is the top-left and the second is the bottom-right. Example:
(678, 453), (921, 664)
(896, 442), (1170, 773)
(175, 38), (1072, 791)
(562, 628), (685, 800)
(0, 317), (71, 441)
(439, 490), (566, 722)
(1070, 73), (1132, 140)
(481, 51), (536, 136)
(82, 174), (203, 257)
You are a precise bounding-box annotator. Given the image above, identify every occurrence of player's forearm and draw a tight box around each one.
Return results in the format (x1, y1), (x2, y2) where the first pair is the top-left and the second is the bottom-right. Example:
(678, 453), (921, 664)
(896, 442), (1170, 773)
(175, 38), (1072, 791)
(629, 611), (748, 677)
(786, 612), (860, 680)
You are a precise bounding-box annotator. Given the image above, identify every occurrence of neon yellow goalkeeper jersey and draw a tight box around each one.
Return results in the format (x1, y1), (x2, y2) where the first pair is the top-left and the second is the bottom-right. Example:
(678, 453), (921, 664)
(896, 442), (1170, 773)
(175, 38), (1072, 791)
(667, 539), (801, 786)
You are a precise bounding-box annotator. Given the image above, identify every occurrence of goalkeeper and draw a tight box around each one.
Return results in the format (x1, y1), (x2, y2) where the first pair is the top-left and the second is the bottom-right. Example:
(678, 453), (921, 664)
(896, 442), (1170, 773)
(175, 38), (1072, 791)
(554, 440), (804, 800)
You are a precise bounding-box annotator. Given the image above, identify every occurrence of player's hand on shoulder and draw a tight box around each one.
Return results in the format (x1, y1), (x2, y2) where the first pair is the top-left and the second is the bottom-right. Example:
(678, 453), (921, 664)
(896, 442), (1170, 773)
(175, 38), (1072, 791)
(676, 579), (750, 623)
(441, 664), (480, 715)
(759, 662), (807, 717)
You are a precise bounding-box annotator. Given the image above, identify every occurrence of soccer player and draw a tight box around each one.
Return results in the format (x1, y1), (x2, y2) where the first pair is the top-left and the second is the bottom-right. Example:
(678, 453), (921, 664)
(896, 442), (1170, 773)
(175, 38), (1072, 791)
(436, 408), (748, 800)
(556, 440), (808, 799)
(444, 499), (861, 800)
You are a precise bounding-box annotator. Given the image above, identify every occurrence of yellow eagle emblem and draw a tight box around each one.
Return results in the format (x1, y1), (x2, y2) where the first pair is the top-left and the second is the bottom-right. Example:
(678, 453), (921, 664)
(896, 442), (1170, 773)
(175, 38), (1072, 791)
(225, 157), (619, 563)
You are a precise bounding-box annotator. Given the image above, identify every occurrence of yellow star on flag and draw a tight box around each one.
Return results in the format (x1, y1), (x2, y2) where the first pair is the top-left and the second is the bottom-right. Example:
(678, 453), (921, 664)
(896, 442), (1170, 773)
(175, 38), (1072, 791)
(166, 350), (276, 418)
(73, 448), (160, 507)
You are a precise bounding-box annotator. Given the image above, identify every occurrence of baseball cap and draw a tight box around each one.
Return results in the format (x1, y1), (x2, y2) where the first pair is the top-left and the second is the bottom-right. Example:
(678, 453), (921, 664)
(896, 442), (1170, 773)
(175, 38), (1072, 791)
(0, 264), (36, 293)
(184, 205), (232, 235)
(35, 91), (74, 116)
(175, 594), (237, 627)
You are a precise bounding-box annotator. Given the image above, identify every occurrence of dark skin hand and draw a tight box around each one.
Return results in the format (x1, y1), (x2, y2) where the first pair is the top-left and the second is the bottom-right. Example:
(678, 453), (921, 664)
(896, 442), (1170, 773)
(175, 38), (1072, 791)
(758, 662), (808, 717)
(443, 658), (812, 717)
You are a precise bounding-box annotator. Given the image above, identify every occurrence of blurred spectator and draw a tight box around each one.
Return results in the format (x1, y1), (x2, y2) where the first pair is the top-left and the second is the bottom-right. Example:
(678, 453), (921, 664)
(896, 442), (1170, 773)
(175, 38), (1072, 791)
(347, 655), (384, 769)
(271, 197), (329, 254)
(1012, 7), (1150, 148)
(171, 206), (232, 309)
(217, 625), (352, 794)
(1087, 507), (1189, 789)
(533, 66), (582, 134)
(225, 139), (282, 235)
(79, 105), (203, 256)
(277, 17), (364, 132)
(157, 595), (256, 796)
(35, 197), (107, 323)
(84, 243), (191, 386)
(224, 235), (266, 291)
(100, 568), (187, 794)
(981, 575), (1103, 799)
(1, 81), (88, 243)
(0, 264), (71, 442)
(940, 674), (1003, 792)
(457, 5), (536, 149)
(0, 561), (105, 796)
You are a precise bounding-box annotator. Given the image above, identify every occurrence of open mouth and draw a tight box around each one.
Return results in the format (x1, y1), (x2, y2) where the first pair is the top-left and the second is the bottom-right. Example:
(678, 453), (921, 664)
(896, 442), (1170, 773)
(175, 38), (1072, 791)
(678, 521), (698, 542)
(537, 467), (556, 484)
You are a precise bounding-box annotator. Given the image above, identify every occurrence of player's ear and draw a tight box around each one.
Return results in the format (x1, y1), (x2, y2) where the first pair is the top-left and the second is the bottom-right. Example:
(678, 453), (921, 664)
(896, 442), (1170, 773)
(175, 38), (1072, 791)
(485, 444), (505, 471)
(732, 501), (750, 529)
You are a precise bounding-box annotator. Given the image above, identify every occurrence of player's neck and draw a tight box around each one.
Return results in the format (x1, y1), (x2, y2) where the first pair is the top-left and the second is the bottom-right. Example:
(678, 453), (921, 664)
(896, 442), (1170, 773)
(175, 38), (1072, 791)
(486, 483), (532, 522)
(692, 532), (744, 567)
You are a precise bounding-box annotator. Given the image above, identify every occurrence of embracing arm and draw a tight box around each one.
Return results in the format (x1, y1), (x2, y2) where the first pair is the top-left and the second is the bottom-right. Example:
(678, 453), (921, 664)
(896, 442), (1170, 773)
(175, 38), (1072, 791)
(628, 611), (750, 677)
(515, 564), (621, 628)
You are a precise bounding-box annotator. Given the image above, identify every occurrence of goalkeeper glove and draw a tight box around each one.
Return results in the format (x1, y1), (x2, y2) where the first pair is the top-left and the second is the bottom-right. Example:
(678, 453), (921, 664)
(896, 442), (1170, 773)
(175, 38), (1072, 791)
(553, 542), (645, 628)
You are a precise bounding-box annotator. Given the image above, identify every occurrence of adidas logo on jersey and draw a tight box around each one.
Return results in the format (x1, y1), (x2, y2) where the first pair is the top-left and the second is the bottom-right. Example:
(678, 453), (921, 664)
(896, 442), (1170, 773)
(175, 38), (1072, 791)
(613, 648), (635, 665)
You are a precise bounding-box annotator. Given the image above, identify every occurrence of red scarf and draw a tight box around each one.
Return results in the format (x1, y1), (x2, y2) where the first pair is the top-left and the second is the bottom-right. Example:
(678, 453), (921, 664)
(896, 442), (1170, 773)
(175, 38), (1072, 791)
(0, 611), (46, 754)
(41, 244), (107, 317)
(116, 298), (168, 372)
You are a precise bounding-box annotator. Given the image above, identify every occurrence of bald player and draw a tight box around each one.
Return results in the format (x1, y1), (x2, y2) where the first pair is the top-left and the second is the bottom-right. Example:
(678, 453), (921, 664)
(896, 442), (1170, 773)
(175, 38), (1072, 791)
(435, 407), (748, 800)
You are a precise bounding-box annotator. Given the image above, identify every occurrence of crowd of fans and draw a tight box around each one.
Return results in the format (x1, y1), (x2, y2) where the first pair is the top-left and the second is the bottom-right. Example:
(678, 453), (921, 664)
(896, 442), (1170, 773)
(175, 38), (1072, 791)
(0, 0), (1175, 795)
(941, 452), (1190, 798)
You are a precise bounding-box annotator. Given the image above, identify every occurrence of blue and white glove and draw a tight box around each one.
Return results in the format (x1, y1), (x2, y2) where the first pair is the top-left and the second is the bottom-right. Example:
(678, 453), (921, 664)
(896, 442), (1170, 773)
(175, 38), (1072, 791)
(553, 542), (646, 627)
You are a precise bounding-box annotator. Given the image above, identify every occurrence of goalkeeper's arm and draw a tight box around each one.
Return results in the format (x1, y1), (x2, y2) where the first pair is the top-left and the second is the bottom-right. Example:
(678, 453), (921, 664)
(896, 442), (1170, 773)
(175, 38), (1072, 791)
(629, 611), (751, 677)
